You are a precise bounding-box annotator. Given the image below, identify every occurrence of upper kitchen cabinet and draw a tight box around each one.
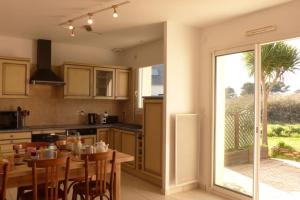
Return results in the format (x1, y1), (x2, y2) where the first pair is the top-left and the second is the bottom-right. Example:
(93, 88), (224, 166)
(94, 67), (115, 99)
(0, 57), (30, 98)
(63, 63), (130, 100)
(64, 64), (93, 98)
(115, 69), (130, 100)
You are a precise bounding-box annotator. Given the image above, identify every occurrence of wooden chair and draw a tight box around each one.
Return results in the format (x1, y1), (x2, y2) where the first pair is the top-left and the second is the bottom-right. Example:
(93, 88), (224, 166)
(72, 151), (116, 200)
(0, 162), (8, 200)
(20, 156), (70, 200)
(13, 142), (49, 200)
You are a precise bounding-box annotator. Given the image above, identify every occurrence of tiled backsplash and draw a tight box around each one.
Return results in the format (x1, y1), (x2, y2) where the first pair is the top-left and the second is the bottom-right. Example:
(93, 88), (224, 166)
(0, 85), (120, 126)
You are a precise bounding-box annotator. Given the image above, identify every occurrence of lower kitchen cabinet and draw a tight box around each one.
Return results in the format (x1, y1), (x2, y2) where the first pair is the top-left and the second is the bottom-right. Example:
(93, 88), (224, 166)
(121, 130), (136, 168)
(113, 129), (122, 152)
(81, 135), (96, 146)
(97, 128), (109, 144)
(143, 97), (163, 180)
(0, 132), (31, 154)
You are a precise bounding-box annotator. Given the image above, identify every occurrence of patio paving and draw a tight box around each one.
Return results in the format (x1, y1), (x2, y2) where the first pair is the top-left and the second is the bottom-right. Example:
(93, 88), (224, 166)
(227, 158), (300, 200)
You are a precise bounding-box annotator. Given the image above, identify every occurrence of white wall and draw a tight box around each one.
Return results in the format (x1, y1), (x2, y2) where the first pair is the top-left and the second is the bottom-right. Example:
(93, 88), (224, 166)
(0, 35), (118, 66)
(198, 0), (300, 190)
(118, 39), (164, 68)
(164, 21), (200, 192)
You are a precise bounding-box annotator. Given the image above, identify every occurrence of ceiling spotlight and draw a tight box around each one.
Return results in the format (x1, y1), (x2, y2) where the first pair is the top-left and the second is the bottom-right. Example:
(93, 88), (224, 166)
(71, 28), (75, 37)
(68, 21), (74, 30)
(113, 7), (118, 18)
(87, 13), (93, 25)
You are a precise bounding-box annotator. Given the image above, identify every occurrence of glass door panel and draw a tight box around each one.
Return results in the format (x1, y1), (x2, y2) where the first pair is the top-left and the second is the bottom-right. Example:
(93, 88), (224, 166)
(94, 68), (115, 98)
(214, 50), (255, 196)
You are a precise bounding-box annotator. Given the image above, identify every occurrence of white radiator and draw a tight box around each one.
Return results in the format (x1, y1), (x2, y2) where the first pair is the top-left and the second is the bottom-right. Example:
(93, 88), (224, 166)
(175, 114), (200, 185)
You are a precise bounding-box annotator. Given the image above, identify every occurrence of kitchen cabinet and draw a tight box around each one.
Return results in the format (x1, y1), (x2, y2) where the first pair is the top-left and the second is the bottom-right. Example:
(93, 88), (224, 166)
(121, 130), (136, 168)
(143, 97), (163, 178)
(0, 132), (31, 154)
(0, 57), (30, 98)
(64, 64), (93, 98)
(63, 63), (130, 100)
(97, 128), (109, 144)
(112, 129), (122, 152)
(81, 135), (96, 146)
(115, 69), (130, 100)
(94, 67), (115, 99)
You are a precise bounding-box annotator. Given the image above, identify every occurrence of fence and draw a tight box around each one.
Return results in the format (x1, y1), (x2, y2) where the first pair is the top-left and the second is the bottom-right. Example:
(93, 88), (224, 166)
(225, 110), (254, 151)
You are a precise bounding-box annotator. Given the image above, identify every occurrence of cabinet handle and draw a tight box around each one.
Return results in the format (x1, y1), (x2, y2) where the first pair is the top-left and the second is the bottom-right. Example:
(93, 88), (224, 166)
(10, 135), (13, 138)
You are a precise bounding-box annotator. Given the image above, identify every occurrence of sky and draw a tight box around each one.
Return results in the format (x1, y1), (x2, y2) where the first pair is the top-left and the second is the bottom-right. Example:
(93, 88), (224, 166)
(217, 37), (300, 96)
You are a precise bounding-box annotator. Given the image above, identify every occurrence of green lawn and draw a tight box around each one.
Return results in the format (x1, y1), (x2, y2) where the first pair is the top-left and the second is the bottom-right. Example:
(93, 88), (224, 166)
(268, 136), (300, 152)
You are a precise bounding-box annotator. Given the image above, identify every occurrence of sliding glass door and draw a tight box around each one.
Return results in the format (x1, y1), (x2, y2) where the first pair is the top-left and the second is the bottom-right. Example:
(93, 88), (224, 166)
(214, 45), (261, 199)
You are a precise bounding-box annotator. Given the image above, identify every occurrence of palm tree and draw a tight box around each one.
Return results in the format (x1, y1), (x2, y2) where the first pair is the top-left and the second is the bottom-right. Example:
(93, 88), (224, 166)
(244, 42), (300, 145)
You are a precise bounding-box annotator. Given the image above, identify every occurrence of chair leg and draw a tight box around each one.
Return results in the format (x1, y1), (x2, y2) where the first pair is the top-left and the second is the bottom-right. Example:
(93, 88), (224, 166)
(72, 189), (77, 200)
(17, 187), (23, 200)
(109, 189), (113, 200)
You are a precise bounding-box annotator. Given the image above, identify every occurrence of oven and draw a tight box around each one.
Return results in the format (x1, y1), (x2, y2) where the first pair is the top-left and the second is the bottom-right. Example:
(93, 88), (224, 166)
(31, 129), (66, 143)
(0, 111), (20, 130)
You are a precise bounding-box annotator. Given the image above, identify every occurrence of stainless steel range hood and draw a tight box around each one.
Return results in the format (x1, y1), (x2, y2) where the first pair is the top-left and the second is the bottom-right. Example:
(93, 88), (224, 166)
(30, 39), (65, 85)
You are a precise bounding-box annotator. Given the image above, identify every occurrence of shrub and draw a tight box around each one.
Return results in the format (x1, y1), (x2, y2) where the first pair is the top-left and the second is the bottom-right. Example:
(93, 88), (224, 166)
(271, 141), (295, 157)
(268, 94), (300, 124)
(272, 126), (286, 137)
(268, 124), (300, 137)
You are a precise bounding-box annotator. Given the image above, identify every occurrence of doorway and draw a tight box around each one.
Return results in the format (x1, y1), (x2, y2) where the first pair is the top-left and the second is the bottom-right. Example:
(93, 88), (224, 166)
(213, 38), (300, 200)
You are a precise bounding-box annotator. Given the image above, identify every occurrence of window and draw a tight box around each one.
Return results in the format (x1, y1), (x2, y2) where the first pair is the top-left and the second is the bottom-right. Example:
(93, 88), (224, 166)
(137, 64), (164, 109)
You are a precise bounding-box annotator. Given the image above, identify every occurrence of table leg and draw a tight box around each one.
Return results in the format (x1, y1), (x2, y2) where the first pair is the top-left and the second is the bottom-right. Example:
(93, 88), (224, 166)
(114, 164), (121, 200)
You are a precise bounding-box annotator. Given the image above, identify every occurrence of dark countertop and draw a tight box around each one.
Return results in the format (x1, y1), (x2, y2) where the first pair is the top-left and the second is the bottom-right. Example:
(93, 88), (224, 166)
(143, 96), (164, 99)
(0, 123), (143, 133)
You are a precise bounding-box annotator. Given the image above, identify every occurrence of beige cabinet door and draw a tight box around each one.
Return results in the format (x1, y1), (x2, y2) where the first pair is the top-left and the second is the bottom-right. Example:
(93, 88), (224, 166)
(94, 67), (115, 99)
(97, 128), (109, 144)
(143, 99), (163, 177)
(108, 129), (115, 149)
(64, 65), (93, 98)
(0, 58), (30, 97)
(113, 129), (122, 152)
(121, 131), (136, 168)
(81, 135), (96, 145)
(115, 69), (129, 100)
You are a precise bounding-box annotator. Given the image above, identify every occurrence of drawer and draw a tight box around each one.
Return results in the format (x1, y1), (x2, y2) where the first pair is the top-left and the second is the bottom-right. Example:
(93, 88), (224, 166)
(0, 144), (14, 153)
(0, 139), (31, 153)
(0, 132), (31, 140)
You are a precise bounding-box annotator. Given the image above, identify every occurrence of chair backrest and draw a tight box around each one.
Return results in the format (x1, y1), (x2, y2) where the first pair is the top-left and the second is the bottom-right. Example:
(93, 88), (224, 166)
(28, 156), (70, 200)
(13, 142), (49, 153)
(81, 151), (116, 200)
(0, 163), (8, 200)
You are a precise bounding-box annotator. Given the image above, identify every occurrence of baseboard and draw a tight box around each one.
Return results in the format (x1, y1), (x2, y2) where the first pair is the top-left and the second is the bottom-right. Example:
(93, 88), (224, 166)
(164, 181), (200, 195)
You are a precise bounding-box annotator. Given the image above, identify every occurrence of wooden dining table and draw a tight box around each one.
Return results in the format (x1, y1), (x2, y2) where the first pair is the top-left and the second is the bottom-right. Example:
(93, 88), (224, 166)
(6, 151), (134, 200)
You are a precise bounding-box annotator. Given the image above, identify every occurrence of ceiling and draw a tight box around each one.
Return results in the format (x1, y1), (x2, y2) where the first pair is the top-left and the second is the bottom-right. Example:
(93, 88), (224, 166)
(0, 0), (293, 50)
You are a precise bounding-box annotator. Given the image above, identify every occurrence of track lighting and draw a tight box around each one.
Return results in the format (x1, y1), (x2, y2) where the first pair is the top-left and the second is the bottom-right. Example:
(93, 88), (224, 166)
(113, 7), (118, 18)
(87, 14), (93, 25)
(68, 21), (74, 30)
(71, 28), (75, 37)
(59, 1), (130, 37)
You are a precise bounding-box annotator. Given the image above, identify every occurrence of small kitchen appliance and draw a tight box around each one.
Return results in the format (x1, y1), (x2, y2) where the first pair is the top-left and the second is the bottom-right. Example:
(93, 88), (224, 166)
(88, 113), (97, 125)
(0, 111), (21, 130)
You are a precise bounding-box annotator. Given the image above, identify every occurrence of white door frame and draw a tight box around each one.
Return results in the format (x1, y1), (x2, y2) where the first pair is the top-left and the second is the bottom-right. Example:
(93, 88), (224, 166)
(211, 44), (262, 200)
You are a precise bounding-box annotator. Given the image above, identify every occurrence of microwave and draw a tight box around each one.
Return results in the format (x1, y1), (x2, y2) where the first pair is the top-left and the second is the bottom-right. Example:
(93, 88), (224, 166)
(0, 111), (20, 130)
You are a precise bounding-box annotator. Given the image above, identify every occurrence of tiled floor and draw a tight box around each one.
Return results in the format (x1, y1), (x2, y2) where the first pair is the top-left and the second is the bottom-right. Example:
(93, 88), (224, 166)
(6, 172), (227, 200)
(121, 173), (227, 200)
(227, 158), (300, 200)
